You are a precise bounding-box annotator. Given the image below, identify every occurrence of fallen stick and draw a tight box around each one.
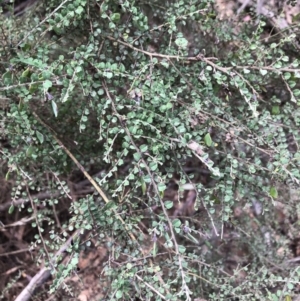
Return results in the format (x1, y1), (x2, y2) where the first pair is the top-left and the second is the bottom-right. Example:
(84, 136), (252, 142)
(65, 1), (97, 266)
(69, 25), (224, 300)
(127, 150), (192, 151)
(14, 231), (79, 301)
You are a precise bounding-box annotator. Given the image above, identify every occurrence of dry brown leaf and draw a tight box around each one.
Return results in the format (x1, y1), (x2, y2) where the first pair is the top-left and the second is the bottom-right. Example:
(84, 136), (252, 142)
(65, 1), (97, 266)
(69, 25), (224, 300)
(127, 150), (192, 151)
(187, 140), (204, 155)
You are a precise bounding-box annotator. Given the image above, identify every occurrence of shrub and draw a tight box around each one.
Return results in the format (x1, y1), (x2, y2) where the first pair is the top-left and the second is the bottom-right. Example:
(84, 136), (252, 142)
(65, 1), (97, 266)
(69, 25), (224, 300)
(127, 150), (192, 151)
(1, 0), (300, 300)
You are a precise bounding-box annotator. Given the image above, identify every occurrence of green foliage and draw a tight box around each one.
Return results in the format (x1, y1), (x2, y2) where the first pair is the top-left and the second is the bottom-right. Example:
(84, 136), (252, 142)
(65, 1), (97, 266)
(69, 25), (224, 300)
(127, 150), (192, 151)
(1, 0), (300, 300)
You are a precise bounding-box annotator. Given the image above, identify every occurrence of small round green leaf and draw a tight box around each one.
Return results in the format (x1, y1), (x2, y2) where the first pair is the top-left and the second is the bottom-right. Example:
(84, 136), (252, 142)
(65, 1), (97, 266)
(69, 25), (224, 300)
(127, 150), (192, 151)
(8, 205), (14, 214)
(272, 106), (280, 115)
(164, 201), (173, 209)
(26, 145), (34, 157)
(116, 290), (123, 299)
(260, 69), (268, 76)
(269, 187), (278, 199)
(36, 131), (44, 144)
(133, 152), (141, 161)
(172, 219), (181, 228)
(140, 144), (148, 152)
(152, 242), (158, 257)
(141, 179), (147, 195)
(204, 133), (212, 147)
(178, 245), (186, 253)
(175, 37), (188, 49)
(43, 80), (52, 90)
(157, 183), (166, 192)
(111, 13), (120, 22)
(52, 100), (58, 117)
